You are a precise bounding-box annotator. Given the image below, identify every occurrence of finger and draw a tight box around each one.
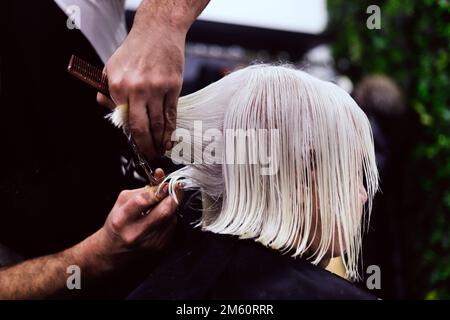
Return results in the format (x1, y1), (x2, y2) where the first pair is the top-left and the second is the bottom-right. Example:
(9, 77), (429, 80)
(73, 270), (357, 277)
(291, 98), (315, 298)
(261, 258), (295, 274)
(147, 94), (165, 155)
(140, 190), (179, 228)
(162, 89), (179, 152)
(129, 93), (156, 160)
(118, 178), (168, 205)
(154, 168), (165, 183)
(116, 181), (169, 207)
(96, 92), (116, 110)
(105, 68), (128, 106)
(173, 181), (185, 204)
(116, 185), (158, 207)
(116, 189), (136, 207)
(121, 184), (169, 218)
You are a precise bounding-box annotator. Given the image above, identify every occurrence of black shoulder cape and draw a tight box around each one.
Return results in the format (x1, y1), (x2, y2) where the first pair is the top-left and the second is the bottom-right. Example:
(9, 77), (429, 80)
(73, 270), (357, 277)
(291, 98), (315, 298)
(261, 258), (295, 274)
(127, 204), (376, 300)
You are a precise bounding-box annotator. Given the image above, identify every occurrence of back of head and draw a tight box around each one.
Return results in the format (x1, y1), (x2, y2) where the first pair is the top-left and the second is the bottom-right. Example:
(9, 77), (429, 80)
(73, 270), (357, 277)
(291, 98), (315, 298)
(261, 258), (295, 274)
(110, 64), (379, 280)
(165, 65), (379, 280)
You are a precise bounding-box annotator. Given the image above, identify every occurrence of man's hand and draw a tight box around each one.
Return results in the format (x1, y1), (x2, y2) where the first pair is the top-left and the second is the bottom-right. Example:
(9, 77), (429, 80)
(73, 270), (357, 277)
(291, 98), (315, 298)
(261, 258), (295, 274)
(100, 26), (184, 160)
(97, 0), (210, 160)
(89, 169), (184, 270)
(0, 169), (183, 299)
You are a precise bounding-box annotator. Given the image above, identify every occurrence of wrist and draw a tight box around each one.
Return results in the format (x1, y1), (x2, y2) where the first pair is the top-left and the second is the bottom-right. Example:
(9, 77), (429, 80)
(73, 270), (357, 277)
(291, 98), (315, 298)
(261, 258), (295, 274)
(69, 229), (117, 276)
(133, 1), (193, 36)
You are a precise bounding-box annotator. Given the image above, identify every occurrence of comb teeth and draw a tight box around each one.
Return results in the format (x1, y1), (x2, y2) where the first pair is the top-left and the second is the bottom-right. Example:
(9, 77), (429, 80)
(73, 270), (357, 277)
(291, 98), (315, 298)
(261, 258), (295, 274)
(67, 55), (110, 96)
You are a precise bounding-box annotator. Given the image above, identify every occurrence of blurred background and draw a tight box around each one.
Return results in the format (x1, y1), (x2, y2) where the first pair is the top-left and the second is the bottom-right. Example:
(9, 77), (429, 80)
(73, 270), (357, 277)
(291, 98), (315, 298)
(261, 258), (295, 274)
(126, 0), (450, 299)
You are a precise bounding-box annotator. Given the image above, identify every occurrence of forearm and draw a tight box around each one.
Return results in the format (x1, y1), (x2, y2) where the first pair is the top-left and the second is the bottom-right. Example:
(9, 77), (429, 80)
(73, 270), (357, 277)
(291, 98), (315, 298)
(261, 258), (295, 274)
(0, 231), (109, 299)
(0, 182), (178, 299)
(134, 0), (210, 34)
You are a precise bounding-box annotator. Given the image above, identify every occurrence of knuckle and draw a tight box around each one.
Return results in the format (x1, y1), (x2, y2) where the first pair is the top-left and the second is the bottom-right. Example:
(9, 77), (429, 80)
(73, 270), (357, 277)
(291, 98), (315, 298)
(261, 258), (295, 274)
(129, 121), (150, 139)
(109, 78), (123, 93)
(129, 79), (147, 95)
(134, 194), (149, 207)
(149, 77), (166, 91)
(151, 120), (164, 132)
(122, 233), (138, 247)
(110, 214), (125, 231)
(148, 74), (181, 93)
(118, 190), (131, 202)
(139, 189), (152, 202)
(119, 189), (131, 197)
(168, 76), (182, 89)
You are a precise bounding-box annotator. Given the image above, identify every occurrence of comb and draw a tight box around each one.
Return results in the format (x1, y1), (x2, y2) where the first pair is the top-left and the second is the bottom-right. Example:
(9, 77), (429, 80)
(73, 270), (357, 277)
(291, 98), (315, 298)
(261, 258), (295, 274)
(67, 55), (110, 97)
(67, 55), (158, 186)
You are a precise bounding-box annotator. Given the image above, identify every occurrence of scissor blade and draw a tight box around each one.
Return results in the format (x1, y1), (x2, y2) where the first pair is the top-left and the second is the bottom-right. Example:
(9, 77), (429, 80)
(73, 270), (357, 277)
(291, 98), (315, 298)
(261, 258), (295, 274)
(125, 130), (158, 186)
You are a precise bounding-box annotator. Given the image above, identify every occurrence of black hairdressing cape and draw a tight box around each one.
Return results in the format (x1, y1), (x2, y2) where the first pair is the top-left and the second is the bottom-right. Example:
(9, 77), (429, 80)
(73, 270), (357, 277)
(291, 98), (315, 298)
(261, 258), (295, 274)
(127, 197), (376, 300)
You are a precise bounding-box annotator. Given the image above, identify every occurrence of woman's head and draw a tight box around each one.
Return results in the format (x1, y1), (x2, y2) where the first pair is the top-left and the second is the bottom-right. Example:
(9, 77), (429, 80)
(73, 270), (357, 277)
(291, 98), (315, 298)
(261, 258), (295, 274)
(110, 64), (379, 280)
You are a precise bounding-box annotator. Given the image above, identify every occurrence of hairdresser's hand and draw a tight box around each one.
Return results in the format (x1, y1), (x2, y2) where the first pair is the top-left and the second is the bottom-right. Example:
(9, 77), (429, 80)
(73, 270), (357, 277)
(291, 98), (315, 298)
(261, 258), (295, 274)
(0, 169), (183, 299)
(85, 169), (184, 270)
(98, 0), (210, 160)
(98, 19), (185, 160)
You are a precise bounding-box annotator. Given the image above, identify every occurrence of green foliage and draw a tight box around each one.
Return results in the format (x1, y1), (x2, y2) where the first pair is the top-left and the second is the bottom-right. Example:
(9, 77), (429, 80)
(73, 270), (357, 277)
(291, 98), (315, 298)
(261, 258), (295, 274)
(327, 0), (450, 298)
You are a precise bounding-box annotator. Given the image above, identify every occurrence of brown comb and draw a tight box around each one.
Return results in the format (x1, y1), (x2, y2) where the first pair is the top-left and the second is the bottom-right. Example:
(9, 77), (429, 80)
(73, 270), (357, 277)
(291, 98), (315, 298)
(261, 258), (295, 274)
(67, 55), (110, 97)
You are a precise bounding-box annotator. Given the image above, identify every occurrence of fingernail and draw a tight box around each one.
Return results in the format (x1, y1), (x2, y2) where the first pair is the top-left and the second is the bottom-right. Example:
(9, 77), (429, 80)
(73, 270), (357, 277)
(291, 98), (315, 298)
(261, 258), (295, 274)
(165, 140), (173, 151)
(176, 182), (185, 190)
(154, 183), (168, 201)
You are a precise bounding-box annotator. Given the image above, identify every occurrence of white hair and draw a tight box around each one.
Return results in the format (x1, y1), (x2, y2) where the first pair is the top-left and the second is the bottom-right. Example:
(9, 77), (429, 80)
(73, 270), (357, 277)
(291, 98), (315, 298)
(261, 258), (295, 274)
(109, 65), (379, 280)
